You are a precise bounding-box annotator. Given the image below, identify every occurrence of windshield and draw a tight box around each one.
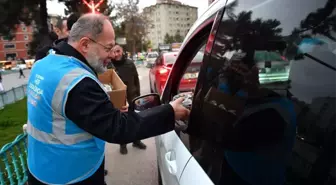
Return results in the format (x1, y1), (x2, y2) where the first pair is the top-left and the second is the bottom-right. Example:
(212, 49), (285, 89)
(165, 52), (204, 65)
(192, 52), (204, 63)
(164, 54), (178, 64)
(147, 53), (158, 58)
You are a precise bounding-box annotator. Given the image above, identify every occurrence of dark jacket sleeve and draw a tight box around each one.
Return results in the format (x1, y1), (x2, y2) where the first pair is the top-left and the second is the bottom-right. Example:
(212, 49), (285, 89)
(132, 62), (141, 97)
(221, 108), (286, 151)
(65, 77), (175, 144)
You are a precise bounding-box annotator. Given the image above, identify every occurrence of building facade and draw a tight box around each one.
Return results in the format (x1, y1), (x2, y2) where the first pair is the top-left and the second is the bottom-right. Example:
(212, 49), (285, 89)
(144, 0), (198, 49)
(0, 23), (34, 61)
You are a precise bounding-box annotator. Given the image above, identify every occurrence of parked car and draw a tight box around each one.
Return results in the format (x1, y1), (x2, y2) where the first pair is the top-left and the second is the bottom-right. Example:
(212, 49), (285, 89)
(149, 52), (203, 94)
(132, 0), (335, 184)
(145, 52), (159, 68)
(0, 61), (14, 70)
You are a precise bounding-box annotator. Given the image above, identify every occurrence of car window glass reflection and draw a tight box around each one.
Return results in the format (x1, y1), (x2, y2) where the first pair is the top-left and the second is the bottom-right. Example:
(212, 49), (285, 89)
(188, 0), (335, 184)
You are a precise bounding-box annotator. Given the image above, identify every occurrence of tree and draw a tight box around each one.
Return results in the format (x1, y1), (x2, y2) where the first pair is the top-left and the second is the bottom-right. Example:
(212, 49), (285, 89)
(59, 0), (115, 16)
(164, 33), (174, 44)
(285, 0), (335, 60)
(0, 0), (55, 57)
(0, 0), (48, 38)
(292, 0), (336, 41)
(164, 32), (183, 44)
(114, 22), (124, 36)
(141, 39), (152, 51)
(174, 32), (183, 43)
(115, 0), (151, 54)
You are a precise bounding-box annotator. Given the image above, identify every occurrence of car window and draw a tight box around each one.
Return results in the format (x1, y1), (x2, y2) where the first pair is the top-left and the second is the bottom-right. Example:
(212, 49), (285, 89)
(188, 0), (336, 184)
(178, 43), (207, 153)
(164, 52), (204, 66)
(178, 45), (206, 93)
(164, 54), (178, 65)
(191, 52), (204, 64)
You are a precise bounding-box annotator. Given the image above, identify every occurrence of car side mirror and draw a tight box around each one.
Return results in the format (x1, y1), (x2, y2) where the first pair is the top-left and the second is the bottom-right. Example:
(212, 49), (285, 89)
(131, 93), (161, 112)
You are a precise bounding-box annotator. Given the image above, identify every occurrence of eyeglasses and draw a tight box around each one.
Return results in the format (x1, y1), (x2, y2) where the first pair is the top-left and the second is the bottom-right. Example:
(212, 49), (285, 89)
(86, 37), (114, 52)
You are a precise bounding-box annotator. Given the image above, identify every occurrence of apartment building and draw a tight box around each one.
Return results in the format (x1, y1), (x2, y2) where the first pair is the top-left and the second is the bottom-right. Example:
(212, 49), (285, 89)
(0, 23), (34, 61)
(143, 0), (198, 49)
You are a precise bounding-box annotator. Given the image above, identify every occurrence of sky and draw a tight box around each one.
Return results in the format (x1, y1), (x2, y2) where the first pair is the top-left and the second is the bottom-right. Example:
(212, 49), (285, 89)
(47, 0), (209, 18)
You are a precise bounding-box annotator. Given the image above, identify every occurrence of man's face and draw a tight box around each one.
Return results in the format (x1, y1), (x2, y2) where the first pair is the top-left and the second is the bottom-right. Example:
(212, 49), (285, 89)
(113, 45), (123, 61)
(53, 20), (67, 39)
(85, 20), (115, 74)
(62, 20), (68, 37)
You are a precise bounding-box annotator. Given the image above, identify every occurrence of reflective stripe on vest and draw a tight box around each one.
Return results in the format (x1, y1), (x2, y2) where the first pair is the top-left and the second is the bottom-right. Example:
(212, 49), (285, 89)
(27, 68), (94, 145)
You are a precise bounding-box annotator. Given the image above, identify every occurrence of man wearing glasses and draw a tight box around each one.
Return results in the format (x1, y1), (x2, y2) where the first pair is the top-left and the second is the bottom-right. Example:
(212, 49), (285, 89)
(26, 13), (189, 185)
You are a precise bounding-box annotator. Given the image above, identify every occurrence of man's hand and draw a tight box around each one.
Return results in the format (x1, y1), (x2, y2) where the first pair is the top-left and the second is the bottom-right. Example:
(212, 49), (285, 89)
(169, 97), (190, 120)
(120, 102), (129, 112)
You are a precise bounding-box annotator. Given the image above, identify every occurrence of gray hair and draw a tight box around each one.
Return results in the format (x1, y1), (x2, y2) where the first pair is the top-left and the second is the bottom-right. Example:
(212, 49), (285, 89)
(68, 14), (108, 43)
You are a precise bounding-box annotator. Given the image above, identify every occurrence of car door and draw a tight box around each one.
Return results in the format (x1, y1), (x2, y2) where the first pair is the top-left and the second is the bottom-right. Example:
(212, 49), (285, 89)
(182, 0), (336, 184)
(155, 131), (192, 185)
(158, 3), (225, 185)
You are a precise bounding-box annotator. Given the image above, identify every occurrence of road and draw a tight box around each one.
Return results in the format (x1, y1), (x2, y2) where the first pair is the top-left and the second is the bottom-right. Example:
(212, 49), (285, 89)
(2, 66), (158, 185)
(1, 69), (30, 90)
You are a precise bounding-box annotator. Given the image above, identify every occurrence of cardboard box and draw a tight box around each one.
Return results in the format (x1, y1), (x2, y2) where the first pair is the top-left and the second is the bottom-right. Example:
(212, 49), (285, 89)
(98, 69), (127, 109)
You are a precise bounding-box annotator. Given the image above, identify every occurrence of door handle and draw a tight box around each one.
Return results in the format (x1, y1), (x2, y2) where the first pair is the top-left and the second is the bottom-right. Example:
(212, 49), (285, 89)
(165, 151), (177, 175)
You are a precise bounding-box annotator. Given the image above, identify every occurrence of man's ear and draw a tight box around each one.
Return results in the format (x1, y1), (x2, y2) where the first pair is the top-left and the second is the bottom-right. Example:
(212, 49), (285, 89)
(54, 28), (61, 34)
(78, 37), (90, 53)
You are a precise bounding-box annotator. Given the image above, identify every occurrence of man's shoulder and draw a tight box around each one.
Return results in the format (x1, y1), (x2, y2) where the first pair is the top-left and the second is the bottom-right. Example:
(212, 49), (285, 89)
(35, 46), (52, 61)
(124, 59), (135, 66)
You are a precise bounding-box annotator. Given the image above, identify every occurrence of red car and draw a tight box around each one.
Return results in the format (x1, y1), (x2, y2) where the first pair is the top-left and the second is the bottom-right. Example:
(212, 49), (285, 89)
(149, 52), (203, 94)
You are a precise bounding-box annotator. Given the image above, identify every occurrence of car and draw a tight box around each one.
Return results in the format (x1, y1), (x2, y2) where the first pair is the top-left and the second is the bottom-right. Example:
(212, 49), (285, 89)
(132, 0), (336, 184)
(25, 59), (35, 69)
(149, 52), (203, 94)
(145, 52), (159, 68)
(16, 64), (27, 70)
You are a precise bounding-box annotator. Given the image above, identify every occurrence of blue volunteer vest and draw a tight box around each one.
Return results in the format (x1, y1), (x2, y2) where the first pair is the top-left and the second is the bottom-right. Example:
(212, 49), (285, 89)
(26, 52), (107, 184)
(217, 83), (296, 185)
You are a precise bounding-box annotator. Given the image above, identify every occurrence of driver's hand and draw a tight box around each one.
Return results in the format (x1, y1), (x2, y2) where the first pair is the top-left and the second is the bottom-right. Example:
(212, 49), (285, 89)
(120, 102), (129, 113)
(170, 97), (190, 120)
